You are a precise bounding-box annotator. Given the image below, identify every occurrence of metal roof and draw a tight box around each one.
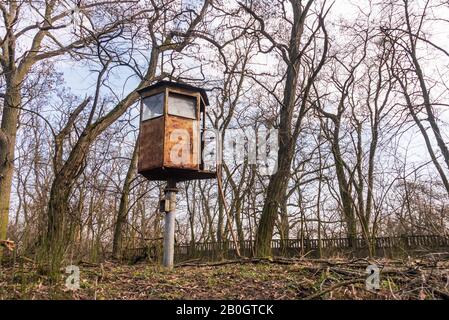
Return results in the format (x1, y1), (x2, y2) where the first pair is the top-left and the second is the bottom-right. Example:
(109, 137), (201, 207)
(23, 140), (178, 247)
(137, 81), (210, 106)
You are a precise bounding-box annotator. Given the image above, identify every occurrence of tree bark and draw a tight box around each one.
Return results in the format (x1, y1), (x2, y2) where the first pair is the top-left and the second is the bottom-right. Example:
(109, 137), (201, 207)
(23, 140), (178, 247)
(112, 143), (138, 259)
(254, 1), (309, 257)
(331, 123), (357, 248)
(253, 0), (327, 257)
(0, 79), (21, 261)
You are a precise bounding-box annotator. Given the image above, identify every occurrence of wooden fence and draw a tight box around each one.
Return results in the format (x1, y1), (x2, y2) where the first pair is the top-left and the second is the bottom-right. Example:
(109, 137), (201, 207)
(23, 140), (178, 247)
(124, 234), (449, 262)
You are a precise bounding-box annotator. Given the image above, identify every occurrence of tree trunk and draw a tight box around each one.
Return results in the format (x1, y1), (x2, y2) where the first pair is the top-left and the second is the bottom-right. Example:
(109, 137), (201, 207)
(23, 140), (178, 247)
(0, 81), (22, 261)
(279, 197), (289, 255)
(234, 198), (245, 254)
(253, 0), (321, 257)
(332, 120), (357, 249)
(396, 76), (449, 196)
(255, 155), (293, 257)
(112, 143), (138, 259)
(403, 3), (449, 174)
(254, 18), (301, 257)
(41, 174), (73, 274)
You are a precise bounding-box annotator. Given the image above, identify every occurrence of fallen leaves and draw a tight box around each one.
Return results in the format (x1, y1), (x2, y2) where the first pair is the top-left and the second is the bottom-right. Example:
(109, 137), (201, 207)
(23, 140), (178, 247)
(0, 255), (448, 300)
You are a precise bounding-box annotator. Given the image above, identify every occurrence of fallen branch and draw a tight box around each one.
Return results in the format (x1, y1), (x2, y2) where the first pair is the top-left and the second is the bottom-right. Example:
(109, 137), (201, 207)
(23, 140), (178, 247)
(174, 258), (202, 267)
(176, 258), (253, 268)
(303, 278), (365, 300)
(175, 257), (300, 268)
(433, 288), (449, 300)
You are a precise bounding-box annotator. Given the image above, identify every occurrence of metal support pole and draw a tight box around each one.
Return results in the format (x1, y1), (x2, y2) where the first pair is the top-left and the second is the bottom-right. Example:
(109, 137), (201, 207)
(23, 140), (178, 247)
(163, 179), (178, 269)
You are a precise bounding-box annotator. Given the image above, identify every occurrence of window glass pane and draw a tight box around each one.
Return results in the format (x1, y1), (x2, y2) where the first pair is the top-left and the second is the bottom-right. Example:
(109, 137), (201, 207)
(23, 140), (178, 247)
(168, 93), (197, 119)
(142, 93), (164, 121)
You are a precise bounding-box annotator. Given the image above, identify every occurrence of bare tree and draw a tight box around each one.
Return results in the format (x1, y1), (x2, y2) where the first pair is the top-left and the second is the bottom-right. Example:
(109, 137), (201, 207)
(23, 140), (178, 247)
(238, 0), (330, 257)
(0, 0), (152, 260)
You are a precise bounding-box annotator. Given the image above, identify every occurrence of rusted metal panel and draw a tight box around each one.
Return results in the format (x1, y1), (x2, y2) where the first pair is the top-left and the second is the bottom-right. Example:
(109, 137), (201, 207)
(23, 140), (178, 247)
(163, 115), (199, 170)
(138, 116), (164, 172)
(137, 81), (216, 181)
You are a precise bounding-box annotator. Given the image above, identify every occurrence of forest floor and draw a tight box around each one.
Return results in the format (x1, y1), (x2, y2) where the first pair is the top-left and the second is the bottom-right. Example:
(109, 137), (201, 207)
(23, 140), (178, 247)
(1, 255), (449, 300)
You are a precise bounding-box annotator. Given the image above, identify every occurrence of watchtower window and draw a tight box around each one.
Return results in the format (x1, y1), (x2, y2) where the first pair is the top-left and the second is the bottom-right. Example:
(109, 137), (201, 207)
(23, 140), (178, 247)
(142, 93), (164, 121)
(168, 93), (197, 119)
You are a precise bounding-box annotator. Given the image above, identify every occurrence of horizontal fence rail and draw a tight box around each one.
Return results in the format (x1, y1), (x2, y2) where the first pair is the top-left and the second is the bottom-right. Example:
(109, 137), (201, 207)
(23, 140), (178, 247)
(183, 235), (447, 251)
(124, 235), (449, 262)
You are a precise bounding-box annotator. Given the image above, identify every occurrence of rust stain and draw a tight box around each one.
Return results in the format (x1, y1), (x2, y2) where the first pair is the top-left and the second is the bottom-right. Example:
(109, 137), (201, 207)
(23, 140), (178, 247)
(138, 117), (164, 172)
(163, 116), (199, 170)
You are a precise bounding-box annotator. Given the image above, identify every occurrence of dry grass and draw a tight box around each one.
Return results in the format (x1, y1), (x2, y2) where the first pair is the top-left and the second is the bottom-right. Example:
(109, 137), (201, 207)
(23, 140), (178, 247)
(1, 255), (448, 300)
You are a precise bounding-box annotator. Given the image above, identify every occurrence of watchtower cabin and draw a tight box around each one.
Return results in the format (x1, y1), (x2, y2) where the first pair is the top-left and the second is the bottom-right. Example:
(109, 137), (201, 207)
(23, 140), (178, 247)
(137, 81), (216, 181)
